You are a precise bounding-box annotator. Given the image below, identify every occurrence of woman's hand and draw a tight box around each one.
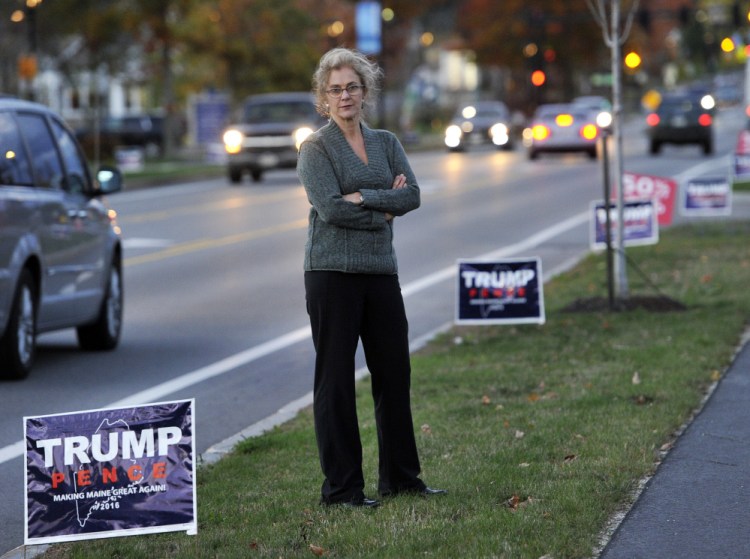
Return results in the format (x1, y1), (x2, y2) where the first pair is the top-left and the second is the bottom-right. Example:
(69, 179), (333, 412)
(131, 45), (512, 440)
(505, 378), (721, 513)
(392, 174), (406, 189)
(342, 192), (362, 204)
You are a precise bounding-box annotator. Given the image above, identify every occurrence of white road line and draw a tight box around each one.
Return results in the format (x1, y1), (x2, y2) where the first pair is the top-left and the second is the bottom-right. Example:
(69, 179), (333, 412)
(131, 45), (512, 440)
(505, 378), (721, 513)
(0, 210), (589, 466)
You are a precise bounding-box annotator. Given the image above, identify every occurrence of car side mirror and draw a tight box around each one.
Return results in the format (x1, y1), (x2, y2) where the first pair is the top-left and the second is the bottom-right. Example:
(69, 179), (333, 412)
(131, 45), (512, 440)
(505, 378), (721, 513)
(96, 165), (124, 195)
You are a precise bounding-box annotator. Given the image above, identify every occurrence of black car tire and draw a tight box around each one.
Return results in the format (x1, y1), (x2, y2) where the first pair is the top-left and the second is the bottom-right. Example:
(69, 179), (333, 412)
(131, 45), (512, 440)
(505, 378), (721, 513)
(703, 140), (713, 155)
(250, 168), (263, 182)
(529, 150), (539, 160)
(229, 167), (243, 184)
(77, 260), (123, 351)
(0, 269), (37, 380)
(650, 141), (661, 155)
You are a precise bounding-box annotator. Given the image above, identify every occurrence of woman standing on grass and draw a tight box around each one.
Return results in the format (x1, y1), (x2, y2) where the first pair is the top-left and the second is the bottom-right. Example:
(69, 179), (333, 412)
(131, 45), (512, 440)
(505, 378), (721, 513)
(297, 48), (445, 508)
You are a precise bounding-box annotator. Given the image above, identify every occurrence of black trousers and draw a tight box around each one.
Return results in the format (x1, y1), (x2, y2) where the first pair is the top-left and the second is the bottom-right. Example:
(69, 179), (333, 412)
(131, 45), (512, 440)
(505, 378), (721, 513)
(305, 271), (424, 503)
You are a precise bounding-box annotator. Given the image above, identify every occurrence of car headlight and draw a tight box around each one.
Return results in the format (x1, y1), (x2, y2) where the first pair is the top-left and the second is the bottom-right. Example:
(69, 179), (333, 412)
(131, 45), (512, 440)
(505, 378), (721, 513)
(700, 94), (715, 111)
(596, 111), (612, 129)
(490, 123), (509, 145)
(445, 124), (463, 148)
(294, 127), (314, 150)
(223, 129), (243, 154)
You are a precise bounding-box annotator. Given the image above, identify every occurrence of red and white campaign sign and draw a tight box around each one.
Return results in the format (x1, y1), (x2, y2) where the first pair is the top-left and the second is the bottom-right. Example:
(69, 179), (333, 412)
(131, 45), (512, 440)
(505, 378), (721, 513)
(619, 172), (677, 226)
(734, 130), (750, 178)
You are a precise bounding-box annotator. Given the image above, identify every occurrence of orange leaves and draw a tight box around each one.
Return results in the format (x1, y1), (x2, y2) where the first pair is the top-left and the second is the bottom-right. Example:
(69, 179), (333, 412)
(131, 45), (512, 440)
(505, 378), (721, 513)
(309, 544), (326, 556)
(503, 494), (534, 512)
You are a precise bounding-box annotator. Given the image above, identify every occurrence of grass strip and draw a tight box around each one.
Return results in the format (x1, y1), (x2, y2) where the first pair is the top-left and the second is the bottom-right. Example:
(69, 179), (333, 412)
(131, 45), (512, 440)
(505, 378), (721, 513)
(44, 220), (750, 559)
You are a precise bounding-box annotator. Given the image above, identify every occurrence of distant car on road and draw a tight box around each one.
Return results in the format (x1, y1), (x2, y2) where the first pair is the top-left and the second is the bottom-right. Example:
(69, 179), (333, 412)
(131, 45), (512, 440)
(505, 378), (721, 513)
(444, 101), (514, 151)
(525, 103), (600, 160)
(646, 92), (714, 155)
(0, 97), (124, 379)
(77, 114), (165, 159)
(571, 95), (612, 128)
(222, 92), (326, 183)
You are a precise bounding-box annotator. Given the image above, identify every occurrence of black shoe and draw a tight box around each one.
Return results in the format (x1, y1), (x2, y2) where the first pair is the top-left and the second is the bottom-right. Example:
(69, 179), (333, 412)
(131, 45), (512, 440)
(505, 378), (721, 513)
(342, 496), (380, 508)
(420, 487), (447, 496)
(380, 486), (448, 498)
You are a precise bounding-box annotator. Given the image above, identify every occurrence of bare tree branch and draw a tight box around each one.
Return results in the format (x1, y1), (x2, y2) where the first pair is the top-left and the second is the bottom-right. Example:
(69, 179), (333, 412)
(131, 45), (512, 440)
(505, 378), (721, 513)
(586, 0), (613, 46)
(619, 0), (641, 46)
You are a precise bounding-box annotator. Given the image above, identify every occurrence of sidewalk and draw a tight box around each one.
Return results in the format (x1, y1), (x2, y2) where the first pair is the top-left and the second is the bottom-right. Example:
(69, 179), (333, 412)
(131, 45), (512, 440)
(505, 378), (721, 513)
(599, 333), (750, 559)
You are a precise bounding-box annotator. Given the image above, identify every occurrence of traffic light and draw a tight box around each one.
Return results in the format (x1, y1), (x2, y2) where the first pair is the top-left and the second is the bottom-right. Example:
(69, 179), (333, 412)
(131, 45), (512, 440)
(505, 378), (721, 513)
(531, 70), (546, 87)
(624, 51), (642, 70)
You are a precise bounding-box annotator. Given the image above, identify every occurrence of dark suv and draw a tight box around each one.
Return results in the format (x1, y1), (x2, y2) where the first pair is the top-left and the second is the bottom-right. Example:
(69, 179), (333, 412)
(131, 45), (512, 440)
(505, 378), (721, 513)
(647, 92), (714, 155)
(222, 92), (326, 183)
(0, 97), (124, 379)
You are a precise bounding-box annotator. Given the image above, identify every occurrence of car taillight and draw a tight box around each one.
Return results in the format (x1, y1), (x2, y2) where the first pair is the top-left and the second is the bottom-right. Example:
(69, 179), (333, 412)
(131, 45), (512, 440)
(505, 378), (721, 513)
(698, 114), (712, 127)
(532, 124), (550, 141)
(580, 124), (598, 140)
(646, 113), (660, 126)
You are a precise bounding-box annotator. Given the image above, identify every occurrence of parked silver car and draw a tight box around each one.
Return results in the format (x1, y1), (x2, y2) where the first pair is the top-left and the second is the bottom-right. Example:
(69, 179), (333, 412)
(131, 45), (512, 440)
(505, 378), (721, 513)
(0, 97), (124, 379)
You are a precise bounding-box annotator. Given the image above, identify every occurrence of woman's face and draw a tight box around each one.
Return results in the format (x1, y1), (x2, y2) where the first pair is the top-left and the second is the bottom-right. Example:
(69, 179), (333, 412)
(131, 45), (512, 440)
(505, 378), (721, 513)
(326, 66), (365, 125)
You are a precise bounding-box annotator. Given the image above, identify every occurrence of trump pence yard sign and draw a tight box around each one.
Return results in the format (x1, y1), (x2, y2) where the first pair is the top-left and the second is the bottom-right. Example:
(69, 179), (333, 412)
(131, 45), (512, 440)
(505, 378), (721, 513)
(456, 258), (545, 325)
(24, 399), (197, 545)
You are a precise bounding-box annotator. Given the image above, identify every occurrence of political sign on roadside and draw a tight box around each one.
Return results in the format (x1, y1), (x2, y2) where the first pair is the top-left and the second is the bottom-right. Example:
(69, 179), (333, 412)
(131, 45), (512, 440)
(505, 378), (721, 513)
(24, 400), (197, 545)
(734, 130), (750, 179)
(456, 258), (545, 325)
(681, 176), (732, 216)
(590, 199), (659, 250)
(621, 171), (677, 226)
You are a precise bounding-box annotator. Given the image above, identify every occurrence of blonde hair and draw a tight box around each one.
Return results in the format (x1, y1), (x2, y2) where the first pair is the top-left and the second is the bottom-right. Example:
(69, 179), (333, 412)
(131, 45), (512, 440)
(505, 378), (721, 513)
(312, 48), (383, 119)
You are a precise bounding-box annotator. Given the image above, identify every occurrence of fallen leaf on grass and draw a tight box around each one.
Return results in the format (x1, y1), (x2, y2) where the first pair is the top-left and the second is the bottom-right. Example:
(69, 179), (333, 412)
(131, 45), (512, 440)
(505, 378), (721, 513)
(700, 273), (713, 284)
(515, 430), (525, 439)
(503, 494), (534, 511)
(421, 424), (432, 434)
(309, 544), (326, 556)
(527, 392), (540, 403)
(519, 462), (531, 468)
(249, 541), (258, 550)
(710, 370), (721, 381)
(632, 371), (641, 385)
(482, 394), (492, 405)
(563, 454), (577, 464)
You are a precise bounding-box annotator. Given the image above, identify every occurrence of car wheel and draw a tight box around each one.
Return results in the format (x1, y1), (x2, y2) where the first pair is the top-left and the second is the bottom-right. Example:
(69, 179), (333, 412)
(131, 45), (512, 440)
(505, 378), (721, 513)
(528, 150), (538, 160)
(229, 167), (243, 184)
(588, 148), (598, 160)
(77, 259), (123, 351)
(0, 269), (36, 380)
(250, 169), (263, 182)
(649, 141), (661, 155)
(703, 140), (713, 155)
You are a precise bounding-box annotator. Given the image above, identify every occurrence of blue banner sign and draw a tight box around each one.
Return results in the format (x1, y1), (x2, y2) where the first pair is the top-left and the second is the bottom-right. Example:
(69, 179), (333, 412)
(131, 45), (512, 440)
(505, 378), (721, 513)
(356, 1), (382, 55)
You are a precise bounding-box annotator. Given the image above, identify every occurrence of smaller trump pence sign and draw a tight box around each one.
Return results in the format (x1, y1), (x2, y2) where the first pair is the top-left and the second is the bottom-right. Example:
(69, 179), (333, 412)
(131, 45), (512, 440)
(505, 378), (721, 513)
(24, 399), (197, 545)
(456, 258), (545, 325)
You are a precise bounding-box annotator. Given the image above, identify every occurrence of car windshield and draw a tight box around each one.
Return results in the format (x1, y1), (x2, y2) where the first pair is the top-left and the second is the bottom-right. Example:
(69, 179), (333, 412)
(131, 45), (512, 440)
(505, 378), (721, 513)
(244, 101), (316, 124)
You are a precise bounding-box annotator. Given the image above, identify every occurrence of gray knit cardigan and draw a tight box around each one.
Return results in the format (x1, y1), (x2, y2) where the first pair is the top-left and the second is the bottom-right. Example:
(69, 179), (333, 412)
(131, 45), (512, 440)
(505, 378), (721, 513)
(297, 120), (420, 274)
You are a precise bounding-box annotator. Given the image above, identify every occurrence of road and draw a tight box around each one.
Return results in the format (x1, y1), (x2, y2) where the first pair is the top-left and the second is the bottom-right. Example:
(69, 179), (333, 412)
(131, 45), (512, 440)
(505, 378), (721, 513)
(1, 106), (745, 556)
